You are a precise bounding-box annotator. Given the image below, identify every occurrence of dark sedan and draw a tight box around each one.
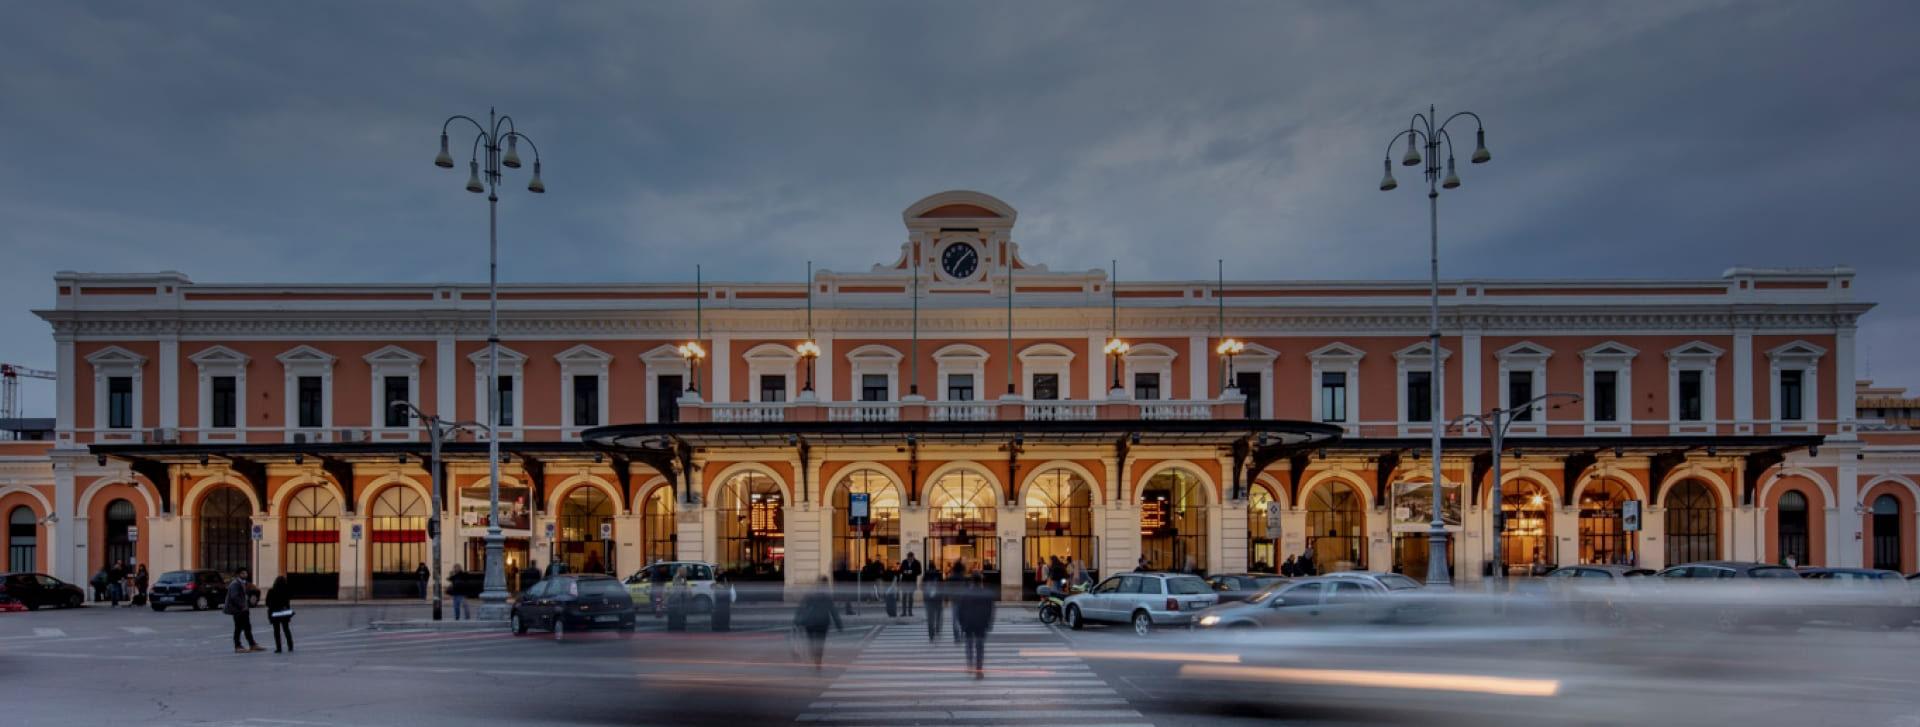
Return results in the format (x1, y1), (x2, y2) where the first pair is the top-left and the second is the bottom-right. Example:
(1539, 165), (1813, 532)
(0, 572), (87, 610)
(1206, 573), (1291, 603)
(1796, 567), (1915, 629)
(148, 569), (259, 612)
(511, 574), (637, 640)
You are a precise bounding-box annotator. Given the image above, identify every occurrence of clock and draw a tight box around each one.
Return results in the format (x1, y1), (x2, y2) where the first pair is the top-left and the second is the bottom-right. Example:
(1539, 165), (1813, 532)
(940, 241), (980, 278)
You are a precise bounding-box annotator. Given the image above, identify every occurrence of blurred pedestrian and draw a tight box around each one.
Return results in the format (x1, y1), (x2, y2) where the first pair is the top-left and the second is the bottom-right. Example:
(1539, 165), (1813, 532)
(1281, 555), (1297, 578)
(90, 566), (108, 602)
(415, 562), (431, 599)
(861, 558), (884, 602)
(1069, 558), (1091, 589)
(266, 575), (294, 653)
(1135, 554), (1149, 572)
(649, 562), (669, 616)
(922, 564), (945, 641)
(521, 561), (543, 596)
(793, 577), (842, 672)
(448, 564), (469, 620)
(226, 568), (263, 653)
(898, 551), (921, 617)
(956, 575), (995, 679)
(666, 566), (690, 632)
(711, 574), (733, 632)
(106, 559), (127, 608)
(1047, 556), (1067, 590)
(1300, 544), (1318, 576)
(133, 564), (150, 605)
(947, 560), (967, 643)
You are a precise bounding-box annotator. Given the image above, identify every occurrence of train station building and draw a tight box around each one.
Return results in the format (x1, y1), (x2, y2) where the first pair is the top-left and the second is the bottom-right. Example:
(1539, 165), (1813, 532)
(3, 190), (1916, 599)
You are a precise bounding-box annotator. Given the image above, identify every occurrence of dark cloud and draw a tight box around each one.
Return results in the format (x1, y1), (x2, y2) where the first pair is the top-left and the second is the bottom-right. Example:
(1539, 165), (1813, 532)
(1, 1), (1915, 415)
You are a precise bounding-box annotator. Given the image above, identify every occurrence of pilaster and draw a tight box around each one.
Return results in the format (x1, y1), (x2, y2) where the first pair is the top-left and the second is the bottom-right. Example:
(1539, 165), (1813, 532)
(1733, 326), (1754, 433)
(158, 334), (180, 430)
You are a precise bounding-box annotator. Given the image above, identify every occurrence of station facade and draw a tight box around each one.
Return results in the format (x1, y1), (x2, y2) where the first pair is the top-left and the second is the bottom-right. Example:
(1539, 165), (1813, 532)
(3, 190), (1916, 599)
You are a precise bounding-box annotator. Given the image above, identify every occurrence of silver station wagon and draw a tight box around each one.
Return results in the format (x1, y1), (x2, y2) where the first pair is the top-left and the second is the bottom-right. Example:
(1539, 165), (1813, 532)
(1064, 572), (1218, 635)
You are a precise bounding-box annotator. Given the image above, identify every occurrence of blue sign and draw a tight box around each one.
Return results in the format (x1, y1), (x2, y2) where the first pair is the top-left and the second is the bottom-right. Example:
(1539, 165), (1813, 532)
(350, 523), (363, 541)
(848, 493), (870, 525)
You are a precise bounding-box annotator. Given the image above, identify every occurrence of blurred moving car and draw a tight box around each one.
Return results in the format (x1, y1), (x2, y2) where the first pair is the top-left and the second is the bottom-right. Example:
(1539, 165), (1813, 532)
(1196, 572), (1431, 630)
(623, 560), (720, 613)
(1651, 561), (1805, 630)
(1064, 572), (1217, 635)
(0, 572), (87, 610)
(1795, 567), (1915, 629)
(1542, 564), (1656, 627)
(1206, 573), (1290, 603)
(147, 570), (259, 612)
(512, 574), (637, 640)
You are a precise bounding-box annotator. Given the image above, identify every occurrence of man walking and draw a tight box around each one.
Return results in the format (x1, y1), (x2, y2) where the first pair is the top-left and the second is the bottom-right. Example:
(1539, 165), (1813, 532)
(897, 551), (921, 617)
(106, 559), (127, 608)
(226, 568), (263, 653)
(922, 563), (944, 641)
(956, 575), (995, 679)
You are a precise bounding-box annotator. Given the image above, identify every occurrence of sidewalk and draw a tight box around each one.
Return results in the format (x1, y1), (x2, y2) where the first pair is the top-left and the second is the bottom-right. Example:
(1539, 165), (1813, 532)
(371, 599), (1039, 632)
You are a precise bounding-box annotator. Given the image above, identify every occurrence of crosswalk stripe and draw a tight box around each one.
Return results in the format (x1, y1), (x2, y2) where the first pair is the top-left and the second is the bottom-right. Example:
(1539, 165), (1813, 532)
(823, 688), (1117, 697)
(120, 626), (157, 634)
(809, 698), (1128, 708)
(34, 628), (66, 638)
(797, 709), (1146, 721)
(824, 679), (1110, 689)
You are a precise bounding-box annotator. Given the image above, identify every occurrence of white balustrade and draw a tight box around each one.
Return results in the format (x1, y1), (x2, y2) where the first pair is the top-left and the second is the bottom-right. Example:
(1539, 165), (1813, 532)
(929, 401), (995, 422)
(825, 402), (901, 422)
(707, 403), (789, 423)
(1024, 402), (1097, 421)
(1140, 401), (1215, 421)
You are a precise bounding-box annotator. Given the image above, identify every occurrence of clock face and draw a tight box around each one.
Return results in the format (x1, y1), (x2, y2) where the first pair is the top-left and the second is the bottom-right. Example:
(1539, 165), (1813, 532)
(941, 242), (980, 278)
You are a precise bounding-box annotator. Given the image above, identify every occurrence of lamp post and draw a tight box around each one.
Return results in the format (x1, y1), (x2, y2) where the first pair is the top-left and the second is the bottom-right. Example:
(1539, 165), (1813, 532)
(392, 401), (487, 620)
(1104, 338), (1130, 397)
(1450, 392), (1577, 585)
(800, 260), (820, 398)
(679, 342), (707, 396)
(434, 108), (545, 619)
(1378, 105), (1491, 587)
(1215, 338), (1246, 394)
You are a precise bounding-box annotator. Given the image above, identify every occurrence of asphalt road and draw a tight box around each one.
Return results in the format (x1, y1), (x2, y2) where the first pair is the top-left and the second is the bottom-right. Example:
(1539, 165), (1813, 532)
(6, 602), (1919, 726)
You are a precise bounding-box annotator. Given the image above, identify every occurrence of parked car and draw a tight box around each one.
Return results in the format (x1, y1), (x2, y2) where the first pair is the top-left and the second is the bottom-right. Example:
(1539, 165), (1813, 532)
(512, 574), (637, 640)
(1063, 572), (1218, 635)
(0, 572), (87, 610)
(1206, 573), (1291, 603)
(1650, 561), (1805, 630)
(148, 570), (259, 612)
(1542, 565), (1657, 627)
(1796, 567), (1916, 629)
(624, 561), (720, 613)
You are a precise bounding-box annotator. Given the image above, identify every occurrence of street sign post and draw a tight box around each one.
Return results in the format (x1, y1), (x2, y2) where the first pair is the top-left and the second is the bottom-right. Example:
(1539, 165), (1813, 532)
(1265, 501), (1283, 540)
(599, 522), (612, 540)
(351, 523), (363, 541)
(127, 525), (139, 543)
(250, 523), (263, 541)
(1622, 500), (1642, 532)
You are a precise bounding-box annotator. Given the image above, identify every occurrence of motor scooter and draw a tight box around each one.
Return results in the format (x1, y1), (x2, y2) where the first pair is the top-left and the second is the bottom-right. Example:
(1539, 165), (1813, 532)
(1036, 582), (1087, 625)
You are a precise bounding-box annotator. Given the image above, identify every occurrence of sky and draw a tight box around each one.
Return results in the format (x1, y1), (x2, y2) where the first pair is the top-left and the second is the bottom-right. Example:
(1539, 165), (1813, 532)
(1, 1), (1915, 418)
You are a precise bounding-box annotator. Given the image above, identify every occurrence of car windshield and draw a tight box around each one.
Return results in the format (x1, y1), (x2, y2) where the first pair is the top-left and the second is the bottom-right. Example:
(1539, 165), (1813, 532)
(1378, 574), (1422, 591)
(1750, 567), (1800, 579)
(157, 571), (193, 583)
(1166, 577), (1210, 595)
(577, 579), (626, 596)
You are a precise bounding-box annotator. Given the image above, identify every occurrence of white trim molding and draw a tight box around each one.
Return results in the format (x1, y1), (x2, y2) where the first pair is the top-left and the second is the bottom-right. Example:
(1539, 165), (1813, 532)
(1766, 339), (1826, 434)
(187, 345), (250, 443)
(1019, 343), (1076, 400)
(555, 344), (612, 440)
(86, 345), (147, 442)
(1665, 340), (1724, 435)
(641, 345), (691, 423)
(1393, 341), (1451, 437)
(847, 344), (904, 402)
(364, 345), (424, 442)
(1308, 342), (1364, 435)
(469, 345), (526, 441)
(1122, 343), (1176, 402)
(743, 343), (800, 404)
(932, 344), (989, 402)
(1494, 341), (1552, 437)
(1578, 341), (1637, 436)
(277, 345), (336, 443)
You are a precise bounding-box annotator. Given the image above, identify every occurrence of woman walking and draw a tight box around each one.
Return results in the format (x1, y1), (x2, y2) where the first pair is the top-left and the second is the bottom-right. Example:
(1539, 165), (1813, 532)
(266, 576), (294, 653)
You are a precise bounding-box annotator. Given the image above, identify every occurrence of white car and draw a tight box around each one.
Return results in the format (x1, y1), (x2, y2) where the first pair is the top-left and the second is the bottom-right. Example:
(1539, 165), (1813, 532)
(1064, 572), (1218, 635)
(624, 561), (721, 613)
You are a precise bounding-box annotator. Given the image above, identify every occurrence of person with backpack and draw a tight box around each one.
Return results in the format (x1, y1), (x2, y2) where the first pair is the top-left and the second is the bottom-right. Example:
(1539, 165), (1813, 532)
(793, 577), (842, 672)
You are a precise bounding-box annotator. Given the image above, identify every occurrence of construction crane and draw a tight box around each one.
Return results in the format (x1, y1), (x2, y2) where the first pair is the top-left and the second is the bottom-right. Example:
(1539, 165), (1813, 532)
(1, 363), (56, 440)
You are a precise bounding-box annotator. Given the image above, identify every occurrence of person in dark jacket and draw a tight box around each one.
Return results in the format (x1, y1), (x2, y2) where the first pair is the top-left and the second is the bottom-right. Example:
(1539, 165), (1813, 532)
(265, 575), (294, 653)
(133, 564), (150, 604)
(710, 574), (732, 632)
(1047, 556), (1068, 590)
(107, 560), (127, 608)
(922, 566), (945, 641)
(649, 563), (669, 616)
(897, 552), (922, 617)
(946, 560), (967, 643)
(955, 575), (995, 679)
(414, 562), (431, 600)
(226, 568), (263, 653)
(521, 561), (543, 596)
(793, 577), (843, 671)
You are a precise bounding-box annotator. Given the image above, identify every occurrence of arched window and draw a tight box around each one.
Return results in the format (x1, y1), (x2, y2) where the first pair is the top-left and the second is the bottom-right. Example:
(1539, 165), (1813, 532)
(1776, 490), (1810, 567)
(1497, 479), (1554, 575)
(927, 468), (998, 574)
(1871, 494), (1901, 571)
(7, 506), (37, 572)
(831, 469), (900, 578)
(1578, 479), (1636, 566)
(1247, 485), (1280, 573)
(198, 487), (252, 575)
(1140, 469), (1207, 574)
(558, 486), (616, 575)
(716, 472), (785, 580)
(641, 487), (675, 566)
(1024, 468), (1096, 586)
(104, 498), (136, 567)
(1665, 480), (1719, 564)
(368, 486), (428, 598)
(283, 486), (340, 599)
(1306, 481), (1365, 572)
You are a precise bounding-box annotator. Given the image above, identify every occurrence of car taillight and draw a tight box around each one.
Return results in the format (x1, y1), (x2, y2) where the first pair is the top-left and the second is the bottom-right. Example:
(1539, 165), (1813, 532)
(1166, 598), (1180, 611)
(182, 583), (195, 591)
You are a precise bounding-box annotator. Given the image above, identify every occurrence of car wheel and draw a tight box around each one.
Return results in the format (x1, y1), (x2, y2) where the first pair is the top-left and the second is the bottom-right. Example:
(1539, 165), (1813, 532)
(1131, 610), (1153, 636)
(24, 600), (39, 611)
(554, 618), (565, 642)
(191, 596), (205, 611)
(151, 603), (165, 612)
(693, 595), (713, 614)
(66, 594), (82, 609)
(1066, 605), (1084, 631)
(510, 612), (527, 636)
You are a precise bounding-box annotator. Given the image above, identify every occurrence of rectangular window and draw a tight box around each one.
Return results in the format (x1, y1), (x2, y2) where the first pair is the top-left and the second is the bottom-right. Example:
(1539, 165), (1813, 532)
(107, 376), (133, 429)
(1779, 370), (1803, 421)
(1320, 371), (1347, 423)
(209, 376), (237, 429)
(1406, 371), (1433, 423)
(573, 375), (600, 426)
(759, 374), (786, 403)
(1133, 372), (1161, 401)
(1033, 373), (1060, 401)
(497, 375), (515, 427)
(297, 376), (324, 428)
(1237, 371), (1262, 419)
(1507, 370), (1534, 422)
(1678, 370), (1703, 421)
(861, 374), (889, 402)
(1593, 370), (1617, 422)
(656, 375), (683, 423)
(383, 376), (410, 427)
(946, 374), (974, 402)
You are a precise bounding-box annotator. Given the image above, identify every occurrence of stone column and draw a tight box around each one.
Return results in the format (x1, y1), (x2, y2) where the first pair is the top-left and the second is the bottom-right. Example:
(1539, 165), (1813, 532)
(253, 514), (279, 588)
(52, 458), (78, 584)
(614, 513), (642, 577)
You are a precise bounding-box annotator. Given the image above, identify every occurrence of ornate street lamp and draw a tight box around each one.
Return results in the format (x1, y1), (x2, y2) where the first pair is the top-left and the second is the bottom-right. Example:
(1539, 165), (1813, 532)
(433, 108), (544, 620)
(1104, 337), (1131, 397)
(1451, 392), (1579, 585)
(798, 340), (821, 394)
(678, 341), (707, 396)
(1215, 337), (1246, 387)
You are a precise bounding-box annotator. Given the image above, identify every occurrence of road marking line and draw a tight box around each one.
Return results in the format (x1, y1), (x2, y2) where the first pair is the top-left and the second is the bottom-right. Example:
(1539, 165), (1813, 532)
(824, 680), (1109, 689)
(120, 626), (157, 634)
(796, 709), (1144, 721)
(1177, 663), (1562, 697)
(808, 698), (1129, 709)
(824, 688), (1117, 697)
(33, 628), (66, 637)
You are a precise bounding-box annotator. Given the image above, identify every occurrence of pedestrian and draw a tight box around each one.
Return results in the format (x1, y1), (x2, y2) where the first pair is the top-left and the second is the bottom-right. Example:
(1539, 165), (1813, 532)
(793, 577), (842, 672)
(1047, 556), (1067, 590)
(1300, 544), (1318, 576)
(649, 562), (670, 616)
(133, 564), (150, 606)
(226, 568), (263, 653)
(1281, 555), (1297, 578)
(584, 550), (603, 574)
(266, 575), (294, 653)
(1135, 554), (1150, 572)
(1069, 558), (1091, 590)
(946, 560), (967, 643)
(90, 567), (108, 602)
(711, 574), (733, 632)
(666, 566), (689, 632)
(448, 564), (469, 620)
(898, 551), (921, 617)
(922, 563), (945, 642)
(861, 558), (884, 602)
(105, 559), (126, 608)
(415, 562), (431, 600)
(956, 575), (995, 679)
(521, 561), (543, 595)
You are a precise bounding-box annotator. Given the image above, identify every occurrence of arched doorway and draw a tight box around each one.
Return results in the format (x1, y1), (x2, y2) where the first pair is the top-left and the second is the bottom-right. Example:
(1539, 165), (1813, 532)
(197, 487), (253, 576)
(926, 468), (998, 576)
(1665, 480), (1720, 564)
(104, 498), (137, 569)
(831, 469), (900, 580)
(1776, 490), (1810, 567)
(1024, 467), (1096, 592)
(640, 487), (675, 566)
(716, 472), (785, 582)
(1871, 494), (1901, 571)
(1247, 484), (1280, 573)
(1306, 481), (1366, 573)
(557, 486), (616, 575)
(8, 506), (36, 572)
(1140, 468), (1207, 574)
(283, 486), (340, 599)
(368, 486), (428, 598)
(1495, 479), (1554, 576)
(1578, 479), (1637, 566)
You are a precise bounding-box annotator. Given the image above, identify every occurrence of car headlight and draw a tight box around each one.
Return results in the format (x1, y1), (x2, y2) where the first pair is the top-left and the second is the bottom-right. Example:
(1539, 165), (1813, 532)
(1198, 615), (1220, 627)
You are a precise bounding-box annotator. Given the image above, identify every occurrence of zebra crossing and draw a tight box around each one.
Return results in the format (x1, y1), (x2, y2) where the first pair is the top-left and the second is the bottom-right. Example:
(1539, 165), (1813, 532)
(797, 622), (1154, 726)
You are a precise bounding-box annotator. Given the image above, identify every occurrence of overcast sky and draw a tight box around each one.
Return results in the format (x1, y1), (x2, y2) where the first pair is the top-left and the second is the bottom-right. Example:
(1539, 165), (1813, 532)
(2, 1), (1915, 418)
